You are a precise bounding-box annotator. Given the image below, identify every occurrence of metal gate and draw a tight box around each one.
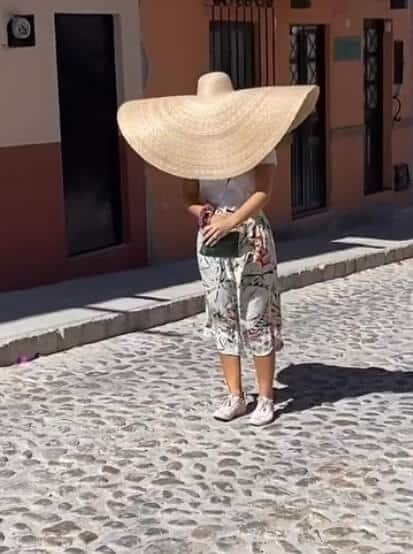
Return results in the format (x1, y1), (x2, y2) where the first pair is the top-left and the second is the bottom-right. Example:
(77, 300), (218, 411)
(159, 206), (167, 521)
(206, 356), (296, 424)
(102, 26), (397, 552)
(209, 0), (276, 88)
(290, 25), (326, 215)
(364, 20), (384, 194)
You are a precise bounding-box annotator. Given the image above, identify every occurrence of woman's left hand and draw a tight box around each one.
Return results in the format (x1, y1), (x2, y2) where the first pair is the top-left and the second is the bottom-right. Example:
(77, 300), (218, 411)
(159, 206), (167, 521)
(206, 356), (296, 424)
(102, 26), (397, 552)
(202, 213), (235, 246)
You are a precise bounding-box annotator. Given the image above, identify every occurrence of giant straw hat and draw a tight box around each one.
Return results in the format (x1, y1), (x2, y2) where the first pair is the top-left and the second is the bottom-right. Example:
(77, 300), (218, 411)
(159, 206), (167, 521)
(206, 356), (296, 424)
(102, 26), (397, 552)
(117, 72), (319, 180)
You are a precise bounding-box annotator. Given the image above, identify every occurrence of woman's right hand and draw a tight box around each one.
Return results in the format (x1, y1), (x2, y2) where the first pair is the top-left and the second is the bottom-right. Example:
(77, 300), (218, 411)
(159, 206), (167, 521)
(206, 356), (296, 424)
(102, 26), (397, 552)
(202, 213), (235, 246)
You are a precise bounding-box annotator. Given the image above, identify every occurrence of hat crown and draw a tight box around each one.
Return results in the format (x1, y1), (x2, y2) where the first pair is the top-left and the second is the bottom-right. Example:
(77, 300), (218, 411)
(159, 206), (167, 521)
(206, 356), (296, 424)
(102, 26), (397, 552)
(197, 72), (234, 98)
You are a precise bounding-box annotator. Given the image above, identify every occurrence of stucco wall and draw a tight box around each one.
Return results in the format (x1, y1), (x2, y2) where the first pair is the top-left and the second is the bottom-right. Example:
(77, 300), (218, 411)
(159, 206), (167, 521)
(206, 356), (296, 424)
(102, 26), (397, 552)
(0, 1), (146, 291)
(140, 0), (413, 263)
(139, 0), (210, 263)
(0, 0), (143, 147)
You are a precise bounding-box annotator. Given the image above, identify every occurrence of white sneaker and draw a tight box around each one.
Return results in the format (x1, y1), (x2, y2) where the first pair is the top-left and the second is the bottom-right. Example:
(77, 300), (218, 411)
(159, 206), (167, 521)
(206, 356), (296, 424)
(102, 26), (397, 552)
(213, 395), (247, 421)
(250, 397), (275, 426)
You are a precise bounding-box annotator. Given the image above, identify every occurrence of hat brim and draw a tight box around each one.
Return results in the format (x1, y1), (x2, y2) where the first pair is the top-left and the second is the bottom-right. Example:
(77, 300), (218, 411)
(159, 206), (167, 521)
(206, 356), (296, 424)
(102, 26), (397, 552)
(117, 85), (319, 180)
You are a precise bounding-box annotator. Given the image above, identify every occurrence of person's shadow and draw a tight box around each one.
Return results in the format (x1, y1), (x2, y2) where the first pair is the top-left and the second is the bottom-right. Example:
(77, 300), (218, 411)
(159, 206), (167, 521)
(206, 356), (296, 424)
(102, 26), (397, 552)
(251, 363), (413, 417)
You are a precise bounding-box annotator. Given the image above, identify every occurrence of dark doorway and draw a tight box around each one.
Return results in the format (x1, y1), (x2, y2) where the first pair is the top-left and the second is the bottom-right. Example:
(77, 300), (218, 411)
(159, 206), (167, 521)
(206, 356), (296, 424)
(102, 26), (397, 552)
(290, 25), (326, 215)
(364, 19), (384, 194)
(55, 14), (122, 256)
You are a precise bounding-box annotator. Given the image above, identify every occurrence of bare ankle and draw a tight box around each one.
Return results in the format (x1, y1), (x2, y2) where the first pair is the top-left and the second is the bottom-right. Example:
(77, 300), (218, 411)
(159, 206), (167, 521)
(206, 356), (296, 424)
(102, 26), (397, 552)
(258, 392), (274, 401)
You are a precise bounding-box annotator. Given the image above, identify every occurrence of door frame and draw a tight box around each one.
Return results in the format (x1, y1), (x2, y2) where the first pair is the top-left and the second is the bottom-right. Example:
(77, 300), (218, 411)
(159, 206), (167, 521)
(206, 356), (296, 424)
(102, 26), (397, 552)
(54, 11), (146, 261)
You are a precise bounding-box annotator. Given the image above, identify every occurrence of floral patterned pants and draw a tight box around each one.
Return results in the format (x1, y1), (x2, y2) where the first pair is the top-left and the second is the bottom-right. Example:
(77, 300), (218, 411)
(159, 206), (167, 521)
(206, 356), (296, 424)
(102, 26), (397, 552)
(197, 212), (283, 357)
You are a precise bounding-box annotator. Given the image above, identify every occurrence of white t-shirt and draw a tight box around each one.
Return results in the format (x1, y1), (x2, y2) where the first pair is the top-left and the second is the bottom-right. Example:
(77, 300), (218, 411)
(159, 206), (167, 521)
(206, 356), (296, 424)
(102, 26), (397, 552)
(199, 150), (277, 210)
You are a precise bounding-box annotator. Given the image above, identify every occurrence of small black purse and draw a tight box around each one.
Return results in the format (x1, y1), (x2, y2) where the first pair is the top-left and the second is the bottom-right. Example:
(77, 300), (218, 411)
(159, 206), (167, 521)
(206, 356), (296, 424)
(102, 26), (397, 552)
(200, 232), (240, 258)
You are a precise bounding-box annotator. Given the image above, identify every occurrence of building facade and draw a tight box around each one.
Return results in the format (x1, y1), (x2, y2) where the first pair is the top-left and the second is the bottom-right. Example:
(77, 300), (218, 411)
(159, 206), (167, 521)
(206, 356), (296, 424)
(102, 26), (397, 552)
(140, 0), (413, 263)
(0, 1), (146, 292)
(0, 0), (412, 292)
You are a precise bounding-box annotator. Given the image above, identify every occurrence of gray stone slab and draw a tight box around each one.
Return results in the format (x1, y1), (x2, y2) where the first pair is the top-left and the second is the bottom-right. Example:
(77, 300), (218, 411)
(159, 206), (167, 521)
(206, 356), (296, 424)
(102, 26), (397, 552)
(0, 260), (412, 552)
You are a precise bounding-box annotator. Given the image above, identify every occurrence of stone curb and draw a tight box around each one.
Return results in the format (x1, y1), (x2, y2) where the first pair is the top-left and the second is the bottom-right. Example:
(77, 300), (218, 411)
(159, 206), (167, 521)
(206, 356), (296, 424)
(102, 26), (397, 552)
(1, 242), (412, 367)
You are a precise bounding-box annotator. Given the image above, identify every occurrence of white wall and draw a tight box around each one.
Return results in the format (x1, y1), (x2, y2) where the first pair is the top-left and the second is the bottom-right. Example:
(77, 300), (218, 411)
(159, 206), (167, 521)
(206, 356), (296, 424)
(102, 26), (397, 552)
(0, 0), (143, 147)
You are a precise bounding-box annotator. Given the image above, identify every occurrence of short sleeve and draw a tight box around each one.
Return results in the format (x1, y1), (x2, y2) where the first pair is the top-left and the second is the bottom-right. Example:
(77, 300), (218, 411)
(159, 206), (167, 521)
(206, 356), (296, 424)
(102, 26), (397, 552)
(260, 150), (277, 166)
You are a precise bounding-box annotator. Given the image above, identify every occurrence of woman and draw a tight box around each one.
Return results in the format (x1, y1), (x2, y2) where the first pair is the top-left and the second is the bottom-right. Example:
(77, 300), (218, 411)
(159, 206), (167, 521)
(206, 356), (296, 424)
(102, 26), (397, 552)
(117, 72), (319, 426)
(183, 149), (282, 425)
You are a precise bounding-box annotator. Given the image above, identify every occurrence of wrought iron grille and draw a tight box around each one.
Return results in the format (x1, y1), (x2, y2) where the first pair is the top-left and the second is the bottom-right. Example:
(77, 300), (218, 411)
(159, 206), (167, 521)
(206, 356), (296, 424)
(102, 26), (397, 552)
(208, 0), (276, 89)
(289, 25), (326, 215)
(290, 25), (319, 86)
(364, 20), (384, 194)
(365, 26), (379, 111)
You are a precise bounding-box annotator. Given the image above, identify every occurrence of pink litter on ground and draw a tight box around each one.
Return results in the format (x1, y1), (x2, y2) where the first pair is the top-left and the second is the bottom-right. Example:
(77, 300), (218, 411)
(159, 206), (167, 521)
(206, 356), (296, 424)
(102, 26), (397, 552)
(16, 353), (40, 364)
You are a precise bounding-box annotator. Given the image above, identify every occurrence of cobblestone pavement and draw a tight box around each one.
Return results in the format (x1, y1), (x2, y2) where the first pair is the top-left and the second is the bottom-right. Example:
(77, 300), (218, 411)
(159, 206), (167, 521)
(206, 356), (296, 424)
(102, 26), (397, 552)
(0, 260), (412, 554)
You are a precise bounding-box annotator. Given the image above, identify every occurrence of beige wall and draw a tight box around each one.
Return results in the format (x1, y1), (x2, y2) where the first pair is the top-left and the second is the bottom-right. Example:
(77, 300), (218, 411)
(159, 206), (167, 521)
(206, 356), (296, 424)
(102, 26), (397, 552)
(0, 0), (148, 292)
(0, 0), (143, 147)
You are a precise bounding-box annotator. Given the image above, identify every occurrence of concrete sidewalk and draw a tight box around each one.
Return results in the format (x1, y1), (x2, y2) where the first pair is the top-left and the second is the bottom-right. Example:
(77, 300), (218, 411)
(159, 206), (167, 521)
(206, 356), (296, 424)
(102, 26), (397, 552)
(1, 205), (413, 366)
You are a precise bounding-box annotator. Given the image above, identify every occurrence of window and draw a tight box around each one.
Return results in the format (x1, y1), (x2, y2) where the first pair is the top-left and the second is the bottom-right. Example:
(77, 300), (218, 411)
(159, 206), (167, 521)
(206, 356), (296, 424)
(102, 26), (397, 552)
(291, 0), (312, 7)
(390, 0), (408, 8)
(208, 0), (276, 88)
(210, 21), (255, 89)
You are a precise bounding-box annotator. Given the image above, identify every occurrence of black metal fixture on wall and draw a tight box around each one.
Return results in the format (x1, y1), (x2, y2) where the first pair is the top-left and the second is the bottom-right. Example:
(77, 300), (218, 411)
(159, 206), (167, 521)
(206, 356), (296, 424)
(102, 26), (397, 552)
(207, 0), (276, 89)
(394, 163), (411, 190)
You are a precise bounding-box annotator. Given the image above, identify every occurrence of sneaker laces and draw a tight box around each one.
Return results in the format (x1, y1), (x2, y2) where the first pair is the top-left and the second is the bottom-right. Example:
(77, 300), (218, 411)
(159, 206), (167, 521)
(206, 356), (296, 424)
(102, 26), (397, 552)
(222, 396), (233, 408)
(223, 395), (241, 408)
(256, 397), (273, 412)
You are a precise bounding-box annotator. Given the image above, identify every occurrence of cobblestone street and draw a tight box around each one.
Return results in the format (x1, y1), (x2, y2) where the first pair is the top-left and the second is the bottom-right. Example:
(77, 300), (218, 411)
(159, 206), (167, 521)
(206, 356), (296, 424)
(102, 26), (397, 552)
(0, 260), (412, 554)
